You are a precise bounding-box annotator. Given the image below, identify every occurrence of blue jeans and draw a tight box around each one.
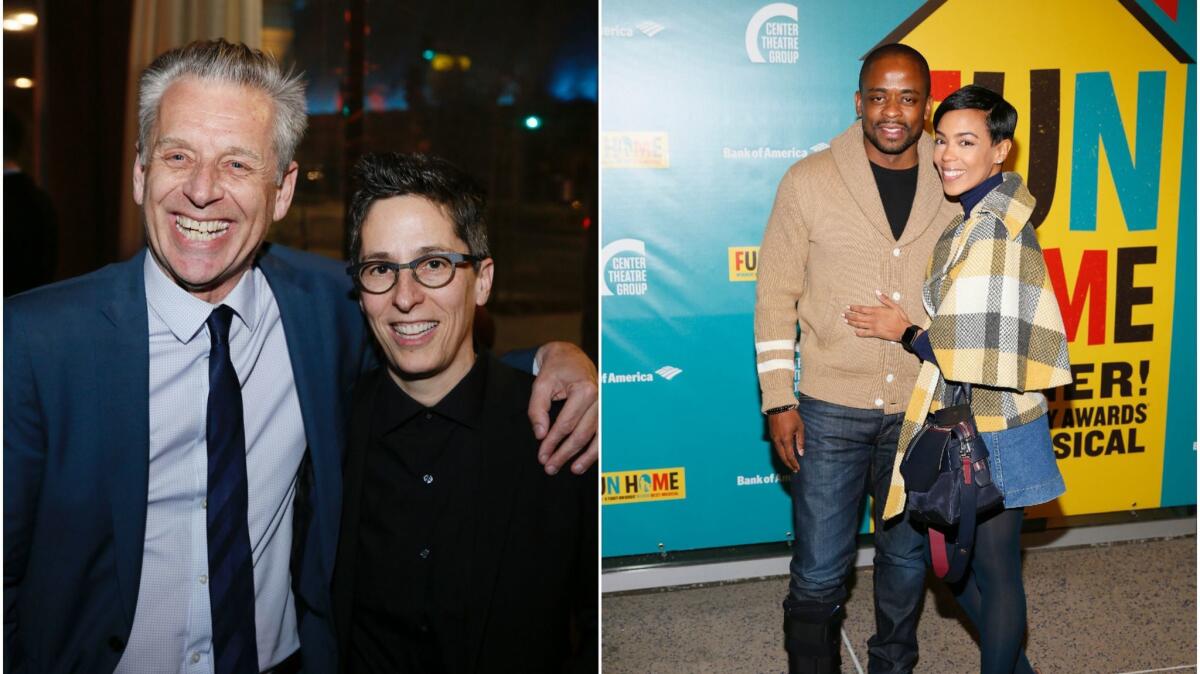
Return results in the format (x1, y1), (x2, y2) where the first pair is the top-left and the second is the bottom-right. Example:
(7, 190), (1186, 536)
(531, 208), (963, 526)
(786, 395), (926, 673)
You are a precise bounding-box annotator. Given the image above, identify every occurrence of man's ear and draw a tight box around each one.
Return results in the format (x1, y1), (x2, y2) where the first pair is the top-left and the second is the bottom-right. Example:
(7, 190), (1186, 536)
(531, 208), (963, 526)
(474, 257), (494, 306)
(273, 161), (300, 221)
(132, 152), (147, 206)
(854, 91), (862, 118)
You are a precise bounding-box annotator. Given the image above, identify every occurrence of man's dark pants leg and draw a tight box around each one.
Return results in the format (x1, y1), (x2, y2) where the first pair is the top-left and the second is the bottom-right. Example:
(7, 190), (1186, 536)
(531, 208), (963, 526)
(785, 395), (925, 673)
(865, 409), (925, 672)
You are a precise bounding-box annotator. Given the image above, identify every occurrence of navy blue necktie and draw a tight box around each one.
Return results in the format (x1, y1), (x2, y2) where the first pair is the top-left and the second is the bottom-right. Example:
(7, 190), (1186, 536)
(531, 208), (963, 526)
(206, 305), (259, 674)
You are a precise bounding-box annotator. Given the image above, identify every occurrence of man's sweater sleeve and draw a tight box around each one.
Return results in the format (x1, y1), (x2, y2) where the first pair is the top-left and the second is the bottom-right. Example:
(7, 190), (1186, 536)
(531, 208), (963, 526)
(754, 166), (809, 413)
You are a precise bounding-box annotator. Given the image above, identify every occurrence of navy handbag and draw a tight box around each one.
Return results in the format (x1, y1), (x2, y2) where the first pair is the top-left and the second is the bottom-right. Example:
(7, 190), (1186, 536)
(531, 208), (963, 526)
(899, 383), (1004, 582)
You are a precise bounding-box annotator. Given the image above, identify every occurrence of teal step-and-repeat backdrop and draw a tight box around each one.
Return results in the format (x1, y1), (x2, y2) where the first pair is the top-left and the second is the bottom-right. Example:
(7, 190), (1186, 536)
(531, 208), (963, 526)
(600, 0), (1197, 558)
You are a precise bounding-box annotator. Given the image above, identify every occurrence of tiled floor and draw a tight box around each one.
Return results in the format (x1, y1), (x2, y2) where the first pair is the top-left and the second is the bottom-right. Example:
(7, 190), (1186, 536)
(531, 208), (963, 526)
(602, 536), (1196, 673)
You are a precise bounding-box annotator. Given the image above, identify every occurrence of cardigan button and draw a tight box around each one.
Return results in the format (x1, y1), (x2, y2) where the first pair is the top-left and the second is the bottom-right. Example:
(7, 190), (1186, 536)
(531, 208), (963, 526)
(892, 248), (901, 257)
(874, 398), (884, 407)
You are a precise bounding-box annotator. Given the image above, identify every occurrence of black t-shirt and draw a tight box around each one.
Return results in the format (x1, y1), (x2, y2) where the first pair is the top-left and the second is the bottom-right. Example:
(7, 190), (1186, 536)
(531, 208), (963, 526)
(869, 162), (919, 241)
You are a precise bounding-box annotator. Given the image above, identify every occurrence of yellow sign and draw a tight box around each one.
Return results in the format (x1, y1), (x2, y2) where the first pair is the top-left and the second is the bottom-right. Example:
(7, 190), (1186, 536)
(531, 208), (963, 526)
(727, 246), (760, 281)
(902, 0), (1189, 516)
(602, 467), (686, 504)
(602, 132), (670, 168)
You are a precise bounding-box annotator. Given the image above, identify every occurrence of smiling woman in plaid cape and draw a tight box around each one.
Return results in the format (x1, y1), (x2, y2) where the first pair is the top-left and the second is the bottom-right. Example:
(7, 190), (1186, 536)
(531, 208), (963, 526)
(885, 171), (1074, 517)
(846, 85), (1071, 674)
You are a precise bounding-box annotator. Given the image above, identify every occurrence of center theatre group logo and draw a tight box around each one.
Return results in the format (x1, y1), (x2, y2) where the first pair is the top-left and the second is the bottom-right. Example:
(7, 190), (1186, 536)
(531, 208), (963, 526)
(602, 467), (687, 505)
(600, 238), (649, 297)
(745, 3), (799, 64)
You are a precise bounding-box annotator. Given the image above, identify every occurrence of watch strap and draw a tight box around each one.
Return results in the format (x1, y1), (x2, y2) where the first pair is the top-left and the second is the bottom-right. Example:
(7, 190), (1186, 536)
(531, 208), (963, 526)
(900, 324), (921, 354)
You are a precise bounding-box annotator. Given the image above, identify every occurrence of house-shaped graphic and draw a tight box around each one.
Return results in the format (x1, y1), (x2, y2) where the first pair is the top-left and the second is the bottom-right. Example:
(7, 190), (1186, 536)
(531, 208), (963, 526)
(873, 0), (1192, 66)
(868, 0), (1196, 516)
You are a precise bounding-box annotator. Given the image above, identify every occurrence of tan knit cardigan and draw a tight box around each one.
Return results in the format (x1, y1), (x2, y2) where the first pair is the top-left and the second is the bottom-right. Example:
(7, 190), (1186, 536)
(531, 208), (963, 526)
(754, 122), (960, 414)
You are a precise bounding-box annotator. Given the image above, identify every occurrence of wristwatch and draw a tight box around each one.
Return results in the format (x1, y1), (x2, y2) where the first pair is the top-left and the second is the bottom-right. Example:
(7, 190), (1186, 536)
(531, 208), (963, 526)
(900, 324), (921, 354)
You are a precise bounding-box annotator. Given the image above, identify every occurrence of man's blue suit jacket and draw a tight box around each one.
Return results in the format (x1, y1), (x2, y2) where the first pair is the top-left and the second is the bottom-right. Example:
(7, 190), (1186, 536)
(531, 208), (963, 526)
(4, 244), (373, 673)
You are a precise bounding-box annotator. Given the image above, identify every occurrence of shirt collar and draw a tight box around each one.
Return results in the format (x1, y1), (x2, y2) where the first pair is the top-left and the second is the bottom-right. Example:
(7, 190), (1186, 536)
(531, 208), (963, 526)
(959, 171), (1005, 218)
(143, 252), (261, 344)
(377, 354), (489, 431)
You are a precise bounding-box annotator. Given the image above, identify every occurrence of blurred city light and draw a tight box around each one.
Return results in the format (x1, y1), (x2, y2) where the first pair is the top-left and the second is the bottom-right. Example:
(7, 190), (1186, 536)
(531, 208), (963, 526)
(430, 53), (471, 72)
(524, 115), (542, 130)
(3, 11), (36, 30)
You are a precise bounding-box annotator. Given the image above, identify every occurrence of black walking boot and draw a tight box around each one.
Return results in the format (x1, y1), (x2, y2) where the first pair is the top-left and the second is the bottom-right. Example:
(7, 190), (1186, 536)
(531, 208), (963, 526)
(784, 601), (844, 674)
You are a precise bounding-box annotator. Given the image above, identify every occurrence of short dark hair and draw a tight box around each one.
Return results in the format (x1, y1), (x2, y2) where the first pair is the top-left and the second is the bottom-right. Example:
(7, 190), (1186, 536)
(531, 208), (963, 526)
(348, 153), (490, 262)
(859, 43), (930, 96)
(932, 84), (1017, 143)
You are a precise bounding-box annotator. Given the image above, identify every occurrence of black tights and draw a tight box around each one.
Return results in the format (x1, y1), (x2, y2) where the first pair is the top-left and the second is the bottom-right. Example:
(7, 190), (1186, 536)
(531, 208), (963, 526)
(948, 507), (1035, 674)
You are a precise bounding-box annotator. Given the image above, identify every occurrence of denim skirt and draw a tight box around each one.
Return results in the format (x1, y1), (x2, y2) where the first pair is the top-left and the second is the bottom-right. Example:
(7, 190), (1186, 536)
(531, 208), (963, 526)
(978, 414), (1065, 508)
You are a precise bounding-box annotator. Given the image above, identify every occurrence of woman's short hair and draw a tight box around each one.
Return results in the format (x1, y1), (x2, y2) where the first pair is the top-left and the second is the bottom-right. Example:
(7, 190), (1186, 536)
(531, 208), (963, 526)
(933, 85), (1017, 143)
(348, 152), (490, 263)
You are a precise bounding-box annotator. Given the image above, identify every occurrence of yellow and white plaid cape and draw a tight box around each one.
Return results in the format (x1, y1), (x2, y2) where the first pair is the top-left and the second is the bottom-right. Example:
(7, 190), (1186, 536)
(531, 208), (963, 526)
(883, 173), (1072, 520)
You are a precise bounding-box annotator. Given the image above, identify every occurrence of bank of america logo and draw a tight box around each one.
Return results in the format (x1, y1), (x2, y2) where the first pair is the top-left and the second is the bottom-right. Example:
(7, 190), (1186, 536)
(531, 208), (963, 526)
(655, 366), (683, 381)
(636, 20), (665, 37)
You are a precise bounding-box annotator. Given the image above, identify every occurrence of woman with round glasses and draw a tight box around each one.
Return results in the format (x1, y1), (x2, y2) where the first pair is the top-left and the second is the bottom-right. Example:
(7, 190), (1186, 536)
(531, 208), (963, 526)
(334, 153), (597, 672)
(846, 85), (1072, 673)
(348, 252), (484, 293)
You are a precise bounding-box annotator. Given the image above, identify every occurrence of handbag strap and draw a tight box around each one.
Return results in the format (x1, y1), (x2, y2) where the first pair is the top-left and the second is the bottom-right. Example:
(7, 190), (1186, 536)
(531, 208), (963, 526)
(928, 453), (979, 583)
(929, 528), (949, 577)
(949, 380), (973, 407)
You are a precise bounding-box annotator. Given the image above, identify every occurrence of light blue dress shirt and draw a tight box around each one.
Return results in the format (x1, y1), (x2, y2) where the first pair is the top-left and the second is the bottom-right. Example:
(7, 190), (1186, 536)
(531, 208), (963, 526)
(116, 256), (306, 673)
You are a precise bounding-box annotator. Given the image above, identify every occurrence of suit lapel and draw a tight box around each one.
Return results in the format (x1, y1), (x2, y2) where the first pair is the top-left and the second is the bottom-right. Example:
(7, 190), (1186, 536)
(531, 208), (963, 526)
(98, 251), (152, 624)
(259, 249), (344, 583)
(464, 357), (527, 671)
